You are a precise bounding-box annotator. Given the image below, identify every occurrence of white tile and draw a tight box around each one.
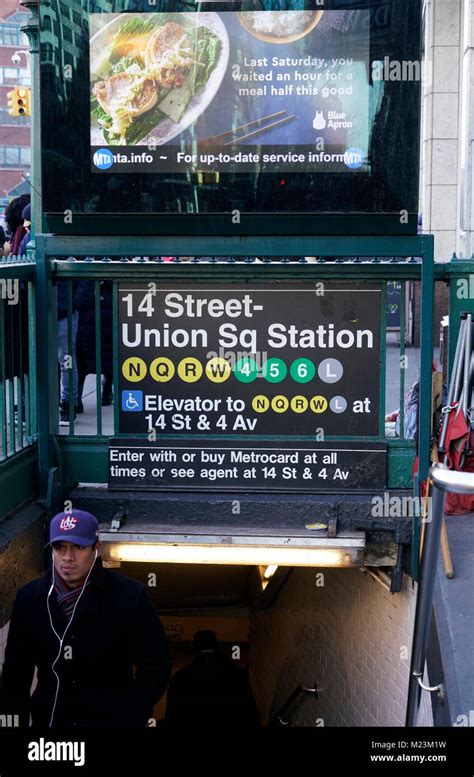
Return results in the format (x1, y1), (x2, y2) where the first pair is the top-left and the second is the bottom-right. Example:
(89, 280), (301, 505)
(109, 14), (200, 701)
(468, 3), (474, 51)
(422, 182), (433, 230)
(422, 90), (434, 135)
(422, 47), (435, 95)
(432, 93), (459, 137)
(432, 45), (460, 93)
(434, 0), (461, 46)
(433, 229), (458, 262)
(431, 185), (457, 230)
(424, 0), (435, 47)
(431, 139), (458, 184)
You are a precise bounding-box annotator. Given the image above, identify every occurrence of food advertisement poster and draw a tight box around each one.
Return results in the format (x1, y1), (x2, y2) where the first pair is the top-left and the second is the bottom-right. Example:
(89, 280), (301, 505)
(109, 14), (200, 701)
(90, 9), (371, 174)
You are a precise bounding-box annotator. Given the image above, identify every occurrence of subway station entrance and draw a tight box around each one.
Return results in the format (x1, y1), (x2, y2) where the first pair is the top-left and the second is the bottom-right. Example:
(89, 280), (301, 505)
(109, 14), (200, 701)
(1, 0), (474, 747)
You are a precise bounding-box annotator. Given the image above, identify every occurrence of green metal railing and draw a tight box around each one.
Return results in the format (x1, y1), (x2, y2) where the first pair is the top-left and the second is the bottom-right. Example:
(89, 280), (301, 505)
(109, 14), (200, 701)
(30, 239), (436, 501)
(52, 266), (422, 474)
(0, 254), (38, 517)
(30, 233), (439, 583)
(4, 235), (473, 584)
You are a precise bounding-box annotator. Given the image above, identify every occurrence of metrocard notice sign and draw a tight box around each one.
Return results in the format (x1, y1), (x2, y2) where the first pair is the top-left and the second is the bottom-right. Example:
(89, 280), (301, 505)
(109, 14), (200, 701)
(112, 282), (385, 492)
(108, 439), (386, 493)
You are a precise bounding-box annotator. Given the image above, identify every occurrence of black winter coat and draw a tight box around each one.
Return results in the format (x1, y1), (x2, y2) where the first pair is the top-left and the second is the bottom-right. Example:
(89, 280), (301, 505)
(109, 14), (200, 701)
(1, 558), (171, 728)
(75, 280), (113, 377)
(57, 280), (90, 320)
(165, 652), (260, 729)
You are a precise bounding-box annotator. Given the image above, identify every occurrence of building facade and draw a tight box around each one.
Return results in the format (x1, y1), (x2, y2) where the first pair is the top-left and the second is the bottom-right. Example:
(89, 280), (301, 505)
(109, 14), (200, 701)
(0, 0), (31, 209)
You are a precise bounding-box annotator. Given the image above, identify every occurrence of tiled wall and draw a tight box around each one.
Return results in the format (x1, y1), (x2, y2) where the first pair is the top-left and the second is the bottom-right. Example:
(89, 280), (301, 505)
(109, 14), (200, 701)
(250, 568), (419, 727)
(422, 0), (463, 261)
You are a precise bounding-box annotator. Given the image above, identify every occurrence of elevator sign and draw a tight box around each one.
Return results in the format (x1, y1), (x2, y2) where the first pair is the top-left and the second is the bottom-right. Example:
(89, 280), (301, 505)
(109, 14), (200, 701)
(118, 282), (381, 437)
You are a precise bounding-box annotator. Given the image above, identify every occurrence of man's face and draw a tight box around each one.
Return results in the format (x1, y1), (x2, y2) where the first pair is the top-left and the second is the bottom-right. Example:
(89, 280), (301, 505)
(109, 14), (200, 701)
(52, 542), (97, 587)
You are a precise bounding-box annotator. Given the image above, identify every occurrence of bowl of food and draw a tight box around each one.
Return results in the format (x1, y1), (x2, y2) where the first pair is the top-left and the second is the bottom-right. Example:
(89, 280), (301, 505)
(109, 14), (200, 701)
(90, 12), (229, 147)
(236, 10), (323, 44)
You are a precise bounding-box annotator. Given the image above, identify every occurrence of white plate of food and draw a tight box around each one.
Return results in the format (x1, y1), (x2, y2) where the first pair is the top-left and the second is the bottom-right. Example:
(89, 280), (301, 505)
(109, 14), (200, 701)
(90, 12), (229, 146)
(236, 10), (324, 44)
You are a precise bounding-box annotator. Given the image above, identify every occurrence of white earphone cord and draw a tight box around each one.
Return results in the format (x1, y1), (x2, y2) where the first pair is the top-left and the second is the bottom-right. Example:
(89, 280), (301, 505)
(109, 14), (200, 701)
(46, 549), (98, 727)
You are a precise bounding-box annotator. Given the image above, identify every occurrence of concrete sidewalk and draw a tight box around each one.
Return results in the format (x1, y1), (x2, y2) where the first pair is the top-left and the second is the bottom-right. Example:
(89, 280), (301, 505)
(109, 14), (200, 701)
(433, 511), (474, 724)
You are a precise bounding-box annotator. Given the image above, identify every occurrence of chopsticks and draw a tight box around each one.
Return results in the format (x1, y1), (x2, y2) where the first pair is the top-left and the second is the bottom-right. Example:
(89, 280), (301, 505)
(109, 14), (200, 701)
(200, 110), (297, 146)
(225, 113), (296, 145)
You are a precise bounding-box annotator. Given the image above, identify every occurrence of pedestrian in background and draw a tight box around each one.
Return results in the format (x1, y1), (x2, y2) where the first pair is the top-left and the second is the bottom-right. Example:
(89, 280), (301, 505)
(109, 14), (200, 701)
(4, 194), (30, 255)
(165, 629), (260, 729)
(75, 280), (113, 412)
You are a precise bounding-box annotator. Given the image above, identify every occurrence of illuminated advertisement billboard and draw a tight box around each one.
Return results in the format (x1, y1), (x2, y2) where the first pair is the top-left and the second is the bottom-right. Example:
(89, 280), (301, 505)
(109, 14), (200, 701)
(40, 0), (422, 235)
(89, 10), (370, 174)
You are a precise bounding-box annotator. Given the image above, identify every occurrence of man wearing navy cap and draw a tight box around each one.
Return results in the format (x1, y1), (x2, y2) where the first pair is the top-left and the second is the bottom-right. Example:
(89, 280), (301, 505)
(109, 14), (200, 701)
(1, 510), (171, 728)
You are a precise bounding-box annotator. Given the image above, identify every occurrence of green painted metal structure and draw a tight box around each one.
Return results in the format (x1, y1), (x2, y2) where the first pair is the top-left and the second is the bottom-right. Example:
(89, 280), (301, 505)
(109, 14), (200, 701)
(35, 238), (439, 583)
(3, 247), (474, 566)
(1, 0), (472, 587)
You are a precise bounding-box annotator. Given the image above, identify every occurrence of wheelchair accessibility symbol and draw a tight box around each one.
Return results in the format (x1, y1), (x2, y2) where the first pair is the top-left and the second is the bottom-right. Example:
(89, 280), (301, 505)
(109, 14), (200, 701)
(122, 390), (143, 412)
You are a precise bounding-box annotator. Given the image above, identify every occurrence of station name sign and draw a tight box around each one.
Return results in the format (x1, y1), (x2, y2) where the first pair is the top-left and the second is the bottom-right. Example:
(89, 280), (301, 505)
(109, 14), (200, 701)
(111, 281), (385, 492)
(118, 283), (381, 438)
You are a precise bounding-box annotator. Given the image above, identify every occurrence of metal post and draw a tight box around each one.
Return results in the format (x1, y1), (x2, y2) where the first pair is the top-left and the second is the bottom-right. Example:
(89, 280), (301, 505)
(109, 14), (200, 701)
(457, 313), (472, 418)
(418, 234), (435, 482)
(399, 281), (406, 438)
(35, 235), (56, 497)
(379, 282), (387, 436)
(20, 0), (41, 243)
(412, 234), (435, 578)
(438, 317), (467, 452)
(406, 464), (474, 726)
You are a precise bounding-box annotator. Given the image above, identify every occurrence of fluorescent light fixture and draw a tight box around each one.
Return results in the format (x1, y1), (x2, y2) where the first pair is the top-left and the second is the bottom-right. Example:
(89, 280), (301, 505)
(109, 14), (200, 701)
(103, 542), (360, 567)
(263, 564), (279, 579)
(360, 567), (392, 592)
(259, 564), (280, 592)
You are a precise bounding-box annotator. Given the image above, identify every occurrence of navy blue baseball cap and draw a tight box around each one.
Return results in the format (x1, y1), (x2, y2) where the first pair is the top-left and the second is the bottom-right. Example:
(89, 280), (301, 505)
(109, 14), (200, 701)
(49, 510), (99, 547)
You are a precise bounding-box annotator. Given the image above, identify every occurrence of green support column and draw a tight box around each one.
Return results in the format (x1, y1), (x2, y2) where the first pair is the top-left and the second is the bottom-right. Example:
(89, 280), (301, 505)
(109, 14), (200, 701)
(417, 234), (435, 482)
(35, 236), (56, 497)
(412, 234), (435, 579)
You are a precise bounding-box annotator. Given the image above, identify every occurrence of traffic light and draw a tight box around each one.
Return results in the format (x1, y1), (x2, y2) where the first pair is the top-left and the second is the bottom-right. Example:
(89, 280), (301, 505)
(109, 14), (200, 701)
(6, 86), (31, 117)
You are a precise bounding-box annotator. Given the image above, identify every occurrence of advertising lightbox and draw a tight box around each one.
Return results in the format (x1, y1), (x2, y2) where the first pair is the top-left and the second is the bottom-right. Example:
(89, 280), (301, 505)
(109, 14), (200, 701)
(89, 10), (370, 174)
(40, 0), (422, 235)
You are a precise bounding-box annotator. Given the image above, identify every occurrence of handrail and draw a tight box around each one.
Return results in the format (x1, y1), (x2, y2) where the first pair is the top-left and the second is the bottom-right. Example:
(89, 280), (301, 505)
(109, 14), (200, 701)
(406, 463), (474, 726)
(268, 683), (319, 727)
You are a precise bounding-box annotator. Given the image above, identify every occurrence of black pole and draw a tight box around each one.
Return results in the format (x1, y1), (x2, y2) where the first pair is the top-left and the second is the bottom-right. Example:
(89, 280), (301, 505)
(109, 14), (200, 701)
(405, 481), (445, 726)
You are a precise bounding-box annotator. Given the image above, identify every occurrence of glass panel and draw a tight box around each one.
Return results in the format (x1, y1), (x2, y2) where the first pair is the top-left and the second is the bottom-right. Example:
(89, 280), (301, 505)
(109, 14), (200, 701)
(40, 0), (422, 234)
(0, 25), (19, 46)
(0, 66), (21, 84)
(5, 147), (20, 165)
(20, 147), (31, 165)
